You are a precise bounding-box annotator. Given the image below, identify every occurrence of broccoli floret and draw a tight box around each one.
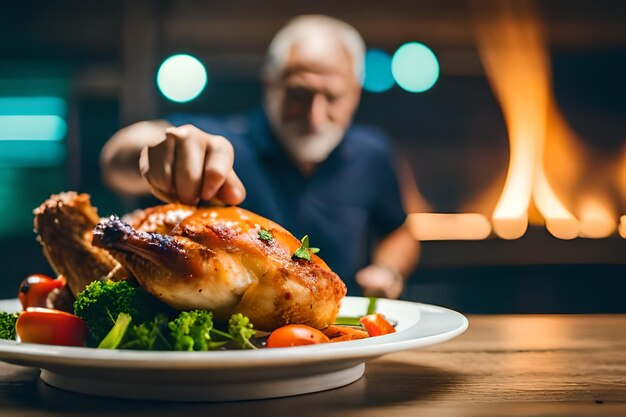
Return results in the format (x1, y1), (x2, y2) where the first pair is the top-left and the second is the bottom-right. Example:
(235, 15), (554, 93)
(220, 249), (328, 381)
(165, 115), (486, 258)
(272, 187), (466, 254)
(73, 280), (258, 351)
(119, 314), (171, 350)
(166, 311), (257, 351)
(73, 280), (168, 344)
(98, 313), (132, 349)
(228, 313), (256, 349)
(168, 310), (217, 351)
(111, 310), (257, 351)
(0, 312), (19, 340)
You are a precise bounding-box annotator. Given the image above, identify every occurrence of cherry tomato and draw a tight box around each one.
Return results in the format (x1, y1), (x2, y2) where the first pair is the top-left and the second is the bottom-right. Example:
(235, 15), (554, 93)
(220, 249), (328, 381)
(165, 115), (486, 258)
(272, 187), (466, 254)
(16, 308), (87, 347)
(266, 324), (330, 348)
(359, 313), (396, 337)
(18, 274), (66, 310)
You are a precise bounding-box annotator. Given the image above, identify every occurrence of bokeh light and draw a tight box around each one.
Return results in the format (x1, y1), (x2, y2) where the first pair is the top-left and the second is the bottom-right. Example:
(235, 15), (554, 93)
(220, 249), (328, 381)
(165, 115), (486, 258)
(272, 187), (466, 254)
(157, 54), (207, 103)
(0, 115), (66, 141)
(391, 42), (440, 93)
(362, 49), (394, 93)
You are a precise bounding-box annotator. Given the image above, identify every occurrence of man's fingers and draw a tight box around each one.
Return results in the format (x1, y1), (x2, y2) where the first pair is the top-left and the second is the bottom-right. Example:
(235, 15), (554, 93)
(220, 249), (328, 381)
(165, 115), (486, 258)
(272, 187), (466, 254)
(215, 170), (246, 206)
(200, 136), (235, 202)
(356, 266), (403, 299)
(141, 136), (176, 202)
(356, 275), (385, 297)
(173, 132), (206, 205)
(140, 124), (241, 206)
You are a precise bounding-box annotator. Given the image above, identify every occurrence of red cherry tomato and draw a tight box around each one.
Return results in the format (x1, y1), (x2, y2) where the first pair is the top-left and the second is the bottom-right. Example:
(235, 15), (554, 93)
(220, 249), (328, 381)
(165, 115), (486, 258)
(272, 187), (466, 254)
(266, 324), (330, 348)
(18, 274), (66, 310)
(16, 308), (87, 347)
(359, 313), (396, 337)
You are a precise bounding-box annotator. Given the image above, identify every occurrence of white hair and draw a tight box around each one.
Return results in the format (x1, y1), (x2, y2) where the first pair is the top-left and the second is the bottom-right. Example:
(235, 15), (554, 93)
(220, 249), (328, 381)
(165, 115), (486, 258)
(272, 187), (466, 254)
(263, 15), (365, 82)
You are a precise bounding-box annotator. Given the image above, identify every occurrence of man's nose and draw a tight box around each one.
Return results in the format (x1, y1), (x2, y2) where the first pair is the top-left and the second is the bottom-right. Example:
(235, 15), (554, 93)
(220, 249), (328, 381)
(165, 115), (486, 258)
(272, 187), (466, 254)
(307, 94), (327, 132)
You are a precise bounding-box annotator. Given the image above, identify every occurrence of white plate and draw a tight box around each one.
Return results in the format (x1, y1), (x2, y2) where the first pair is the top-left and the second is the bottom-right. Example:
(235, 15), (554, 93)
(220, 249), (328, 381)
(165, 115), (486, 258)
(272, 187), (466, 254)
(0, 297), (467, 401)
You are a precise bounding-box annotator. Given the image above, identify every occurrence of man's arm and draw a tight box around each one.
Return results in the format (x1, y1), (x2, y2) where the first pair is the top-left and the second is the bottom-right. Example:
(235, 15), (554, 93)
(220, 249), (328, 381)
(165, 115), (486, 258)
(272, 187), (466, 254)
(100, 121), (245, 205)
(356, 223), (420, 299)
(100, 120), (172, 196)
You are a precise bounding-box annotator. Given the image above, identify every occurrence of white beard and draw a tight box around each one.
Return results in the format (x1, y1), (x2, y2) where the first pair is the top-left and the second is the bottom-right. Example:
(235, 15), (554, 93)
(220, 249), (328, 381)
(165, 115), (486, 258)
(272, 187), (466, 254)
(265, 97), (346, 164)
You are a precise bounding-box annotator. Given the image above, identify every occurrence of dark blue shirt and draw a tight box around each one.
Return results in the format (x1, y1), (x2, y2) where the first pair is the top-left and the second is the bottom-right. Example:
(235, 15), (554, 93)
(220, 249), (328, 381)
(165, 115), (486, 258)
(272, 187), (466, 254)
(167, 109), (406, 294)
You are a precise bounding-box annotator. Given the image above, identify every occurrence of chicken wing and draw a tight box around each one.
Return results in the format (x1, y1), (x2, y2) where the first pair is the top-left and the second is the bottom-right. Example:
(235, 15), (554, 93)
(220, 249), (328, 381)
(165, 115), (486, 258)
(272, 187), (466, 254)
(34, 192), (128, 296)
(34, 192), (195, 296)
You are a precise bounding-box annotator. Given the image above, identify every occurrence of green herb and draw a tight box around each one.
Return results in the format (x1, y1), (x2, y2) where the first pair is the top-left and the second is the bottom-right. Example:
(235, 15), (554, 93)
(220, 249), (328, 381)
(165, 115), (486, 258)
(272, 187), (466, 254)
(98, 313), (132, 349)
(292, 235), (320, 262)
(0, 312), (19, 340)
(258, 229), (274, 243)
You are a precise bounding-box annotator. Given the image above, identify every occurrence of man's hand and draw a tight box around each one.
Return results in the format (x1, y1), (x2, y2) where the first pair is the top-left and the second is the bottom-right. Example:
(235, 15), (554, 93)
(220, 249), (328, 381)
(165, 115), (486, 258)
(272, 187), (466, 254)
(139, 124), (246, 205)
(355, 264), (404, 299)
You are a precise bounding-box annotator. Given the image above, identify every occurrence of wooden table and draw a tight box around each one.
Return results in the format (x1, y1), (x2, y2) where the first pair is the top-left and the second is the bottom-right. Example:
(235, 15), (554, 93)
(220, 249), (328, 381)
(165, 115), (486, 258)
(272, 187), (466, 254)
(1, 315), (624, 416)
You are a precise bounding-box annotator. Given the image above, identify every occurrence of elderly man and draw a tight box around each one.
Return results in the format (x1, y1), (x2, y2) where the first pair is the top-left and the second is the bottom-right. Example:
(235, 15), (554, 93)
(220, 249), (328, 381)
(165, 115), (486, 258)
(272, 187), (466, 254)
(100, 15), (420, 298)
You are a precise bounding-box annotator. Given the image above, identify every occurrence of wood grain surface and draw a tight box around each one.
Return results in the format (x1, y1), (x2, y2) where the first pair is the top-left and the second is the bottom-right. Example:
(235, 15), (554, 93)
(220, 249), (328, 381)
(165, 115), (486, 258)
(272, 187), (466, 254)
(1, 315), (624, 417)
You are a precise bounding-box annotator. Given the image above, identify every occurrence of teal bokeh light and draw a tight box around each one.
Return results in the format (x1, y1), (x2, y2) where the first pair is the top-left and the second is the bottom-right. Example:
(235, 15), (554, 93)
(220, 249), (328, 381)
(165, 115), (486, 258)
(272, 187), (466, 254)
(0, 97), (67, 117)
(0, 95), (68, 166)
(391, 42), (440, 93)
(157, 54), (207, 103)
(0, 115), (67, 141)
(362, 49), (394, 93)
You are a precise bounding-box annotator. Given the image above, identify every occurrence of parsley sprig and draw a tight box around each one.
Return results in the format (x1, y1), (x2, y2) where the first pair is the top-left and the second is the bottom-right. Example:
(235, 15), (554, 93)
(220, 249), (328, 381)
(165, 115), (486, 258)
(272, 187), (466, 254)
(258, 229), (274, 243)
(292, 235), (320, 262)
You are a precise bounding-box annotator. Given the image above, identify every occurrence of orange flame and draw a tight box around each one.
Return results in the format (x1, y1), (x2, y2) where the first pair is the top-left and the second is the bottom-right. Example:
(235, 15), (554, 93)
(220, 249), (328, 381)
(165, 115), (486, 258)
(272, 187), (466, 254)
(471, 0), (623, 240)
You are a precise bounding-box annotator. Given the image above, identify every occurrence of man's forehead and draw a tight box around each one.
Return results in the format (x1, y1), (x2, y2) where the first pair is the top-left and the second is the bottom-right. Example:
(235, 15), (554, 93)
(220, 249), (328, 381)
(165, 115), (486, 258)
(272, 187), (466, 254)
(282, 71), (346, 96)
(283, 44), (355, 80)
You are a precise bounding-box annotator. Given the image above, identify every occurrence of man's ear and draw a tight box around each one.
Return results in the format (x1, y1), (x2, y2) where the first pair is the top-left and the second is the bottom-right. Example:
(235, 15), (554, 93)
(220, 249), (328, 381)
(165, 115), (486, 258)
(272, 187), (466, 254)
(351, 82), (363, 114)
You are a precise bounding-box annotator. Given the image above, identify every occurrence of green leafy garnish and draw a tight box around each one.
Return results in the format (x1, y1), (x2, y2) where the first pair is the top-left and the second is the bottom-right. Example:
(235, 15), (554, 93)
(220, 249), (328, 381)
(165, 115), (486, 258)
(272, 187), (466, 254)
(0, 312), (19, 340)
(258, 229), (274, 243)
(292, 235), (320, 262)
(98, 313), (132, 349)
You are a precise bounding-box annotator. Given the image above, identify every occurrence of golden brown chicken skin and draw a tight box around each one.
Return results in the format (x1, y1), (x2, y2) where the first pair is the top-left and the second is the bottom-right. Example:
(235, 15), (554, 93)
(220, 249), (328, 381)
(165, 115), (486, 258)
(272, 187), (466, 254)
(33, 192), (128, 296)
(92, 207), (346, 331)
(34, 192), (196, 296)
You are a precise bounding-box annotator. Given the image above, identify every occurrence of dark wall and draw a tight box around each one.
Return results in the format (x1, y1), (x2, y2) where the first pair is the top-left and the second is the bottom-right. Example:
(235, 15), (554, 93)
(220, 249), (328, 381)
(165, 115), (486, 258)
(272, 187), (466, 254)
(0, 1), (624, 312)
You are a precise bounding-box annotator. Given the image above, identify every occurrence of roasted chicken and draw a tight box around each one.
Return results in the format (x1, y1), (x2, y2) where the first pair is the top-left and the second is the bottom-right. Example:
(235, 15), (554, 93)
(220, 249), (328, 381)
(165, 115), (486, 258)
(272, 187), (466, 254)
(34, 192), (346, 330)
(34, 192), (129, 296)
(33, 192), (194, 295)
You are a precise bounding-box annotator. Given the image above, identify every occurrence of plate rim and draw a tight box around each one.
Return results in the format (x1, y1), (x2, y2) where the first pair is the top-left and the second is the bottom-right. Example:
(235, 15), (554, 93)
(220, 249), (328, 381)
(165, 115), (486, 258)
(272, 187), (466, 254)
(0, 297), (468, 369)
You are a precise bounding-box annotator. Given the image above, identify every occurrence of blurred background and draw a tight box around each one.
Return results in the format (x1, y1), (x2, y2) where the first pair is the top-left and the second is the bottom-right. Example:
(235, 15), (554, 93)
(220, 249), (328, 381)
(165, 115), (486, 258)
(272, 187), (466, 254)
(0, 0), (624, 312)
